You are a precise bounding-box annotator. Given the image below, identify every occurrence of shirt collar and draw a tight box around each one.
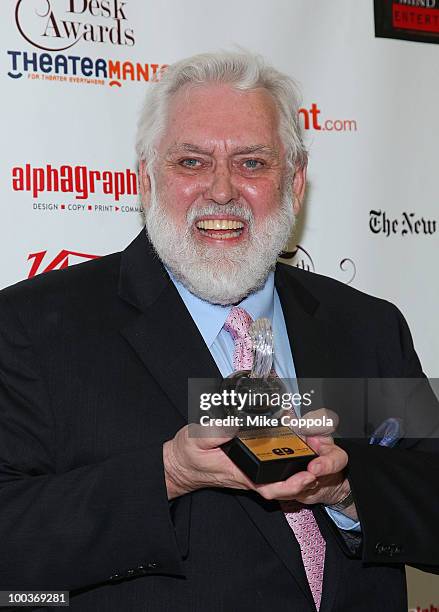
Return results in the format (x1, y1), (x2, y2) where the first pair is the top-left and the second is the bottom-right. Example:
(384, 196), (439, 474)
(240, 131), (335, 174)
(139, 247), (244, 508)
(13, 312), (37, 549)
(168, 270), (275, 349)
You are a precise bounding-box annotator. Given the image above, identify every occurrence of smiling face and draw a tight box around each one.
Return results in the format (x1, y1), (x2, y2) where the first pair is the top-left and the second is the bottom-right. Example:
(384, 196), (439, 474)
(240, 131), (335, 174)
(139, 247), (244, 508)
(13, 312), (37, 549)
(140, 82), (306, 304)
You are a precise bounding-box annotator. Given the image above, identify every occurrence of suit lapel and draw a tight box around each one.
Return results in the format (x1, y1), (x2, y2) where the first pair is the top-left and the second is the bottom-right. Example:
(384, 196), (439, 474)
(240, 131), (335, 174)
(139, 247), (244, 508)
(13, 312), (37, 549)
(235, 492), (317, 607)
(314, 507), (342, 612)
(275, 264), (337, 379)
(118, 230), (220, 422)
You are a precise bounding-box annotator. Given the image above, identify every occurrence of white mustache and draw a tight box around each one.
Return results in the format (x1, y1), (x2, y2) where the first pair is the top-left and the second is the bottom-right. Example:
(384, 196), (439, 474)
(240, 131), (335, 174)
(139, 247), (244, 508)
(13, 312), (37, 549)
(186, 202), (254, 226)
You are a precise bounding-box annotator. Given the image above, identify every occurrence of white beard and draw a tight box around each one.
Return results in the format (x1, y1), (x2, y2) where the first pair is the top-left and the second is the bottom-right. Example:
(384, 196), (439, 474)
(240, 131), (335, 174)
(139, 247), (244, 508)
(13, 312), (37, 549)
(144, 180), (296, 305)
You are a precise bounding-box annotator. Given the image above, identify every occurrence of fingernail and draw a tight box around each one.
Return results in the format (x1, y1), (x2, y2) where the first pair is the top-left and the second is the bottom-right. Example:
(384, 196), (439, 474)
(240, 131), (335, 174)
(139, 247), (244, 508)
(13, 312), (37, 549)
(311, 463), (321, 476)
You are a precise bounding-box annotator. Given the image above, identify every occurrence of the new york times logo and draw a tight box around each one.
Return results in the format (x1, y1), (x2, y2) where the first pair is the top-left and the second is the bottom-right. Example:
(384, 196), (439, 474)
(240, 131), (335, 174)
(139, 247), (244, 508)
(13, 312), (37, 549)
(369, 210), (437, 236)
(15, 0), (135, 52)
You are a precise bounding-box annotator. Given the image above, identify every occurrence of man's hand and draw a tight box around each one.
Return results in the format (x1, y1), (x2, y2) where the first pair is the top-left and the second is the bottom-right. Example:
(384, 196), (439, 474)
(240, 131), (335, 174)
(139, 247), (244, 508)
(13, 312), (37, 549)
(163, 424), (254, 498)
(287, 435), (358, 521)
(163, 421), (358, 520)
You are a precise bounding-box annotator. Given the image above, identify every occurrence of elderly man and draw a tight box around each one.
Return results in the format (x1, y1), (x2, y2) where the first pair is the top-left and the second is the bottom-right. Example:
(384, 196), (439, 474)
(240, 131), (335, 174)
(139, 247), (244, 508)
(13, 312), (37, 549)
(0, 51), (437, 611)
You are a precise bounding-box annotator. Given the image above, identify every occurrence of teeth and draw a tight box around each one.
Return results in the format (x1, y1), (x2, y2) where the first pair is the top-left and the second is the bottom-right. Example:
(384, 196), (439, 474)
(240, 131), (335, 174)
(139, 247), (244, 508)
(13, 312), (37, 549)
(196, 219), (244, 230)
(197, 229), (241, 239)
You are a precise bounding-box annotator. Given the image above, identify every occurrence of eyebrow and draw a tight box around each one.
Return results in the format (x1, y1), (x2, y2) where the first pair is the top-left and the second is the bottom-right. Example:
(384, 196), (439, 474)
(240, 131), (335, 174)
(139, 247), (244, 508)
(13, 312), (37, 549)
(166, 143), (279, 157)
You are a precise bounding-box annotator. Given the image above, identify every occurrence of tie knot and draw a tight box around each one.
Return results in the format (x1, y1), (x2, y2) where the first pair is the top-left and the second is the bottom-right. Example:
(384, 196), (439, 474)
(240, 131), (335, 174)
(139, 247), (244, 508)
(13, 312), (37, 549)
(223, 306), (253, 340)
(223, 307), (254, 371)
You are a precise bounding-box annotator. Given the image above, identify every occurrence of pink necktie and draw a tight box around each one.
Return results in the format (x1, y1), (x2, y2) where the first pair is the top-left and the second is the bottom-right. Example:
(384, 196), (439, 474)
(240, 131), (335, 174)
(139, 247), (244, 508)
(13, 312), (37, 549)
(223, 306), (254, 371)
(223, 306), (326, 610)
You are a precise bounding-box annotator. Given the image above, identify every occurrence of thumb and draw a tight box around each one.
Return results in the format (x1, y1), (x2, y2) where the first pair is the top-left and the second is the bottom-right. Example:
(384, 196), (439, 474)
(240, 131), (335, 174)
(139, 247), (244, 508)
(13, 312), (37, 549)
(305, 435), (334, 455)
(187, 422), (238, 450)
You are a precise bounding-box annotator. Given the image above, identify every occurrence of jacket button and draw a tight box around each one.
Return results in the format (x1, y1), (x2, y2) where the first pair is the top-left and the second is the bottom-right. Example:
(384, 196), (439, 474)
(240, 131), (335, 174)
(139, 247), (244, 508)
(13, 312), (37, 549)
(389, 544), (402, 556)
(109, 573), (122, 582)
(147, 562), (158, 569)
(375, 542), (402, 556)
(127, 569), (135, 577)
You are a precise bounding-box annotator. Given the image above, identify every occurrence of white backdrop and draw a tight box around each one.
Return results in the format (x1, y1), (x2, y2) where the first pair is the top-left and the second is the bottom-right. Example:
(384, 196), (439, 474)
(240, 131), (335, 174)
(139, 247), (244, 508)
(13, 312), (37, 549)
(1, 1), (438, 608)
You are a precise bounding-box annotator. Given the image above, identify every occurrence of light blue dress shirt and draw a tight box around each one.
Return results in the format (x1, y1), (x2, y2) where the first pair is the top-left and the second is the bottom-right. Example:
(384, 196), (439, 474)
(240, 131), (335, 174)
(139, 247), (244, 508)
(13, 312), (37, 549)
(169, 270), (360, 532)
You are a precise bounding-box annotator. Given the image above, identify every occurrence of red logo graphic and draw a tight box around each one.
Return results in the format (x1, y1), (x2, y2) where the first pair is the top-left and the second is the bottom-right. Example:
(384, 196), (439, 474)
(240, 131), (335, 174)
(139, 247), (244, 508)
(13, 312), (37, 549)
(27, 249), (99, 277)
(393, 1), (439, 33)
(375, 0), (439, 44)
(12, 163), (138, 201)
(299, 104), (358, 132)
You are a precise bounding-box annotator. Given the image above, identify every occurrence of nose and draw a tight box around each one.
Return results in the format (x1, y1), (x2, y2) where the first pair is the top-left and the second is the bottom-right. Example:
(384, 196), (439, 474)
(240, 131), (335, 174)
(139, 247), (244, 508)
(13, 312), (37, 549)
(204, 164), (238, 205)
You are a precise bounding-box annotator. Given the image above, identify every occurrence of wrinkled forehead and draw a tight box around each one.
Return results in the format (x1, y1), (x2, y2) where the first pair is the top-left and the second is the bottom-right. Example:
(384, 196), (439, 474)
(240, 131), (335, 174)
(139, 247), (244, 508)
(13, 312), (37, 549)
(158, 82), (284, 155)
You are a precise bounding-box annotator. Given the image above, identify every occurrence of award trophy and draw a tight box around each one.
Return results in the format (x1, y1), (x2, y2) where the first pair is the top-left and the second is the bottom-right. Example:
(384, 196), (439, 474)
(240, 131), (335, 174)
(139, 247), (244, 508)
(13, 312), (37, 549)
(220, 318), (317, 484)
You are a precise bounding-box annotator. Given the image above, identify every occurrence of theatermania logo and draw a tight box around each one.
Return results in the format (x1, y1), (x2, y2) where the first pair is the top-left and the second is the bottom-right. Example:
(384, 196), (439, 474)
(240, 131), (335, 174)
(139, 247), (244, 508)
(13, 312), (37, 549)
(11, 162), (142, 214)
(8, 1), (167, 87)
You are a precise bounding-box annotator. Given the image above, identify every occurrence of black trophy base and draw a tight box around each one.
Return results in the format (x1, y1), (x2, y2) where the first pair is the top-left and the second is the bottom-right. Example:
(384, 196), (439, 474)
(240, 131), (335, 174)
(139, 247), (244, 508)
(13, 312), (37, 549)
(221, 427), (317, 484)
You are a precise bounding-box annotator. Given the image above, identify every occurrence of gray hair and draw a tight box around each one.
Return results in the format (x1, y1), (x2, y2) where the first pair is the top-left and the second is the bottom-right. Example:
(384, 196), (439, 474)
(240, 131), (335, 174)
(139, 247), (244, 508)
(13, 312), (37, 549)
(135, 51), (307, 172)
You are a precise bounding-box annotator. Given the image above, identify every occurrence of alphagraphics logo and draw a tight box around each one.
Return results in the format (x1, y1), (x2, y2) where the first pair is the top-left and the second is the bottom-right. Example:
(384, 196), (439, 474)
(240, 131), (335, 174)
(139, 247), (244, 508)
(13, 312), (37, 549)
(27, 249), (99, 277)
(11, 162), (143, 214)
(15, 0), (135, 51)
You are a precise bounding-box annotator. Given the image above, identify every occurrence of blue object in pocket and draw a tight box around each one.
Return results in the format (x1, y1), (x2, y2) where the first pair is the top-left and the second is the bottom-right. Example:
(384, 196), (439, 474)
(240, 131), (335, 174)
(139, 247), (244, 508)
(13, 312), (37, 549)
(369, 418), (403, 447)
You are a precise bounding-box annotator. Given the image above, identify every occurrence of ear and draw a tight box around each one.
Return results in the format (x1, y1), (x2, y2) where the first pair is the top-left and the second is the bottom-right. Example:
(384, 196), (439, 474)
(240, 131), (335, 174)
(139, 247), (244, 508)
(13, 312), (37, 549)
(292, 163), (307, 215)
(139, 160), (152, 207)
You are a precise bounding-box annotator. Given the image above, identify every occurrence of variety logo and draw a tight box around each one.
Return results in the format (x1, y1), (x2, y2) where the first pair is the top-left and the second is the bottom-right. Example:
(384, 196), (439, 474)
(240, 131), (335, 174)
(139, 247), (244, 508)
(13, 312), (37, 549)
(299, 103), (357, 133)
(27, 249), (99, 277)
(15, 0), (135, 51)
(369, 210), (437, 236)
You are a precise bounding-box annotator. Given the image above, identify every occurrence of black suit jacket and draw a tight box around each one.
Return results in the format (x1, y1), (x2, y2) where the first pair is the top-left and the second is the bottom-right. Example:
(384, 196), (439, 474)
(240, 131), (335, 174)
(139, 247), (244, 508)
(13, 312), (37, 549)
(0, 229), (438, 611)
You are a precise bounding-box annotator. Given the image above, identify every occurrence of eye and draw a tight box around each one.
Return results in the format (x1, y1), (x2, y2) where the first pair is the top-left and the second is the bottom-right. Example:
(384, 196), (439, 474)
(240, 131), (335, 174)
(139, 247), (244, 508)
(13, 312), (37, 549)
(242, 159), (264, 170)
(180, 158), (202, 168)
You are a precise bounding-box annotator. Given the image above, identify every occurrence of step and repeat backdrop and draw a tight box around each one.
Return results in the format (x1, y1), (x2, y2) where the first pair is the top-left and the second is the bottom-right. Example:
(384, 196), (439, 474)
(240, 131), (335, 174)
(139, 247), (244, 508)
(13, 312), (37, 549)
(1, 0), (438, 608)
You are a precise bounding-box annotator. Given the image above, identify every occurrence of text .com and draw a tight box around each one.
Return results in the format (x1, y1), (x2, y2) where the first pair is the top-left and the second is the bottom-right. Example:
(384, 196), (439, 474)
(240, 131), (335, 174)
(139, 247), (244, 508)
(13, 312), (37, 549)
(299, 103), (358, 132)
